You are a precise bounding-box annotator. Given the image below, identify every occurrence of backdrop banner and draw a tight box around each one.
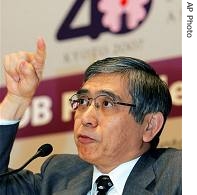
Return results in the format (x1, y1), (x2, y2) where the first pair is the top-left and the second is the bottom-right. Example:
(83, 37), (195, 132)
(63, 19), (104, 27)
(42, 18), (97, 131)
(0, 0), (182, 171)
(0, 57), (181, 138)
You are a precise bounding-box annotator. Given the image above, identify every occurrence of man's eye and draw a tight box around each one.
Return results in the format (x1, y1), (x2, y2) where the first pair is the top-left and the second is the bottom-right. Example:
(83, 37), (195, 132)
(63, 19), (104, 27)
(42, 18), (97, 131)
(79, 98), (88, 105)
(102, 100), (114, 107)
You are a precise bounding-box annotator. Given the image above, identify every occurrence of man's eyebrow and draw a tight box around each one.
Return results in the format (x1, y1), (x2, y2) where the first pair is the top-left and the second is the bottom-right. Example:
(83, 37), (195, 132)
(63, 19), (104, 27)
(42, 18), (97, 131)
(96, 90), (122, 101)
(77, 89), (89, 94)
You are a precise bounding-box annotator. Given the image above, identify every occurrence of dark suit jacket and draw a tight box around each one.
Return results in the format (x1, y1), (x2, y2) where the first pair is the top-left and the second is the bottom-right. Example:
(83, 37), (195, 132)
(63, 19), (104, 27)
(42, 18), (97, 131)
(0, 123), (182, 195)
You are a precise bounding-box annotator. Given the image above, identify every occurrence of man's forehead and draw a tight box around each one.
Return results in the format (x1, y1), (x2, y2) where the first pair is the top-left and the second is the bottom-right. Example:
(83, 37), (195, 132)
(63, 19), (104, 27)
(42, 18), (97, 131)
(78, 88), (118, 96)
(83, 73), (128, 85)
(82, 73), (130, 93)
(77, 88), (123, 101)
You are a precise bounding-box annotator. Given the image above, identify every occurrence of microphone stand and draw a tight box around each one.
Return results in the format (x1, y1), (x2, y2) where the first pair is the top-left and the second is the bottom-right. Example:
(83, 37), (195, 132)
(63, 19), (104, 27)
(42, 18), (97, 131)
(0, 144), (53, 177)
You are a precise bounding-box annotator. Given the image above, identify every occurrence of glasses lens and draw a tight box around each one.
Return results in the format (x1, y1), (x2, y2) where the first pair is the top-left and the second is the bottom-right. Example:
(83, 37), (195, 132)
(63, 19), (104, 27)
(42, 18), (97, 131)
(95, 95), (114, 109)
(69, 94), (79, 110)
(70, 94), (90, 111)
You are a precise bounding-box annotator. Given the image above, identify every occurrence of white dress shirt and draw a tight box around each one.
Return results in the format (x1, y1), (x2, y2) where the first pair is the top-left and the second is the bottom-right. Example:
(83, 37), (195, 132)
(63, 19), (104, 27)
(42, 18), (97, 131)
(87, 156), (140, 195)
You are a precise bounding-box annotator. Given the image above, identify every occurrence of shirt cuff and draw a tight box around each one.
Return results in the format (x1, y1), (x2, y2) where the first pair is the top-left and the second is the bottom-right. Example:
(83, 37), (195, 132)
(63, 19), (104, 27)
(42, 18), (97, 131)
(0, 120), (19, 125)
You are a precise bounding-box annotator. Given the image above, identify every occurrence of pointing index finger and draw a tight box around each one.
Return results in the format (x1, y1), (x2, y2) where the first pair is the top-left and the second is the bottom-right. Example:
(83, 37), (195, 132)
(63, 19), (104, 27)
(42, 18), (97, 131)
(30, 37), (46, 80)
(36, 37), (46, 60)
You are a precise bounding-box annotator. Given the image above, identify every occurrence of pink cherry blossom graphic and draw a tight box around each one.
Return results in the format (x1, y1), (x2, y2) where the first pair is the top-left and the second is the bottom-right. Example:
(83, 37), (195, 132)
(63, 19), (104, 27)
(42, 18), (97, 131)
(98, 0), (150, 32)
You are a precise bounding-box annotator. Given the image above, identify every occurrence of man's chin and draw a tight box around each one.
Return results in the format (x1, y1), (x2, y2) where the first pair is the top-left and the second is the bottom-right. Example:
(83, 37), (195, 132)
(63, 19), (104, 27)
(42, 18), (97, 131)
(78, 150), (98, 164)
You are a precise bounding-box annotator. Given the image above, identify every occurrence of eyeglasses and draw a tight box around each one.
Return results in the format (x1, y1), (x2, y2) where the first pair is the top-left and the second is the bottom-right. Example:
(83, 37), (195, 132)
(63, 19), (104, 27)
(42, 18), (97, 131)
(69, 93), (136, 114)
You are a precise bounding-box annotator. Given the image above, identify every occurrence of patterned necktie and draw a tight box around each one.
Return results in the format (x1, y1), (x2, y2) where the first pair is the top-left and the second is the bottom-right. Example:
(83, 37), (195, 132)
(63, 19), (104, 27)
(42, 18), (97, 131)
(96, 175), (113, 195)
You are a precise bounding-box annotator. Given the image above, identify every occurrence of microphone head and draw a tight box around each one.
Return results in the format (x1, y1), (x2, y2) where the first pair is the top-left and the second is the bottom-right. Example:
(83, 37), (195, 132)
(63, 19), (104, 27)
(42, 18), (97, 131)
(37, 144), (53, 157)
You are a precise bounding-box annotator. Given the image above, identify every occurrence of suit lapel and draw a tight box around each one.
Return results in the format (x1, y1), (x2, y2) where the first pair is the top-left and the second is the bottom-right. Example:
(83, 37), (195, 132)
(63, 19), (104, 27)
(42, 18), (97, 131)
(53, 166), (93, 195)
(123, 150), (157, 195)
(54, 149), (164, 195)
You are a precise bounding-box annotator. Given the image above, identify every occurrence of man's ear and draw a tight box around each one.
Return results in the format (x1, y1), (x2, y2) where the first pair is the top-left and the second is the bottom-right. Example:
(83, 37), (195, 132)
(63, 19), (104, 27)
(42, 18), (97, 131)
(142, 112), (164, 143)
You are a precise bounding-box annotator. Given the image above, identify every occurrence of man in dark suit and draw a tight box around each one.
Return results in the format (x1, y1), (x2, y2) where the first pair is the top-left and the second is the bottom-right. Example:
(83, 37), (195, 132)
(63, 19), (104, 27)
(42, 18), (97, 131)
(0, 38), (181, 195)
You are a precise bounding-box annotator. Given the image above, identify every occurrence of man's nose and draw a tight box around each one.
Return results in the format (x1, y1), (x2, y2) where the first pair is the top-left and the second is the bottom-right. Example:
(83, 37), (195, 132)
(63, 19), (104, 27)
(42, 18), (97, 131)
(81, 103), (98, 128)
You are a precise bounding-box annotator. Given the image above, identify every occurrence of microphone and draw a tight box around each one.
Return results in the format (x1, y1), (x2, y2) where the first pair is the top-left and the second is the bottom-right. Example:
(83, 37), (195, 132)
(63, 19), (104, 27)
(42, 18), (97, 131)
(0, 143), (53, 177)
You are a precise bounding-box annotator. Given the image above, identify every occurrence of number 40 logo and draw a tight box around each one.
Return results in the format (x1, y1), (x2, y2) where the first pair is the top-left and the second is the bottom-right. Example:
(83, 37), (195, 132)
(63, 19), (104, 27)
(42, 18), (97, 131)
(56, 0), (152, 40)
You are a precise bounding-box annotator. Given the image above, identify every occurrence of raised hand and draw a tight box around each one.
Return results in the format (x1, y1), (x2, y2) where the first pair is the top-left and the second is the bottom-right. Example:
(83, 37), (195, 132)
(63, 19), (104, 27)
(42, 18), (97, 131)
(0, 38), (46, 120)
(3, 37), (46, 98)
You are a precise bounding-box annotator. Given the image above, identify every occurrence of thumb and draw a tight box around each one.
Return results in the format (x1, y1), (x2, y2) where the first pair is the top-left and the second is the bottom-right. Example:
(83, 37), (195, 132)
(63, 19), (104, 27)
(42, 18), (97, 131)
(18, 61), (39, 84)
(17, 61), (40, 98)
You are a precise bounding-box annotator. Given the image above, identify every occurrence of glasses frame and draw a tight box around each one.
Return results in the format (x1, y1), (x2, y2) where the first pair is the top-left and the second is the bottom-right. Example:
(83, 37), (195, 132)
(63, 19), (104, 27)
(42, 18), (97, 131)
(69, 93), (136, 111)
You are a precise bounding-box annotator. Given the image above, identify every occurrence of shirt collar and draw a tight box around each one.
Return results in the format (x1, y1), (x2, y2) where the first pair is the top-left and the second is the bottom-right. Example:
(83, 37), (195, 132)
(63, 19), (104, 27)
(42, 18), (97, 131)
(91, 156), (140, 195)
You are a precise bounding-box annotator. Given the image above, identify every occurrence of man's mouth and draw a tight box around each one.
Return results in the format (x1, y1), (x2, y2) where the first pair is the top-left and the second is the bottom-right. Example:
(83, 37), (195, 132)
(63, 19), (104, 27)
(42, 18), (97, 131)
(78, 135), (96, 144)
